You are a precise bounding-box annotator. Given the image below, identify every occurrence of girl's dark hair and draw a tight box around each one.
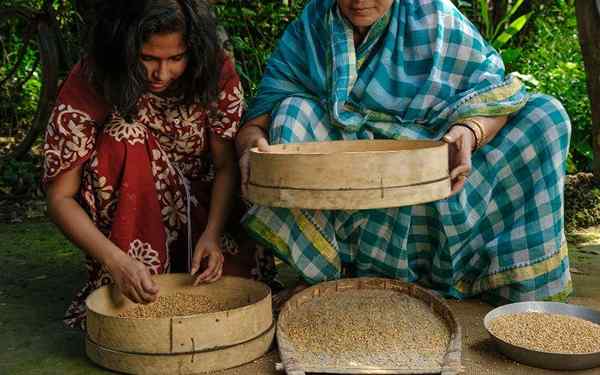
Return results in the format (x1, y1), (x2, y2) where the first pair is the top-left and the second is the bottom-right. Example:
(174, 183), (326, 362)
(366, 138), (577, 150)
(87, 0), (223, 117)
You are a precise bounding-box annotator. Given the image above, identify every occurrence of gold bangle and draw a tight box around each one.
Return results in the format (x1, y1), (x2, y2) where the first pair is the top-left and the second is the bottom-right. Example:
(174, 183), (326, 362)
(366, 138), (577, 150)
(462, 118), (486, 149)
(451, 123), (479, 151)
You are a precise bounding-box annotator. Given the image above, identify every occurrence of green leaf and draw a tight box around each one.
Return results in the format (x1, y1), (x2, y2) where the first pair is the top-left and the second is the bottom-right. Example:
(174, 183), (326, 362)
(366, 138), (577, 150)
(492, 13), (531, 49)
(501, 47), (523, 66)
(240, 8), (257, 17)
(506, 0), (526, 19)
(478, 0), (491, 37)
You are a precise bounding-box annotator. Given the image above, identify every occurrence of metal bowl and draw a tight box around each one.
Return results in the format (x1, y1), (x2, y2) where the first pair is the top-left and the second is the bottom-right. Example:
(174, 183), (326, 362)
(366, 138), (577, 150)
(483, 301), (600, 371)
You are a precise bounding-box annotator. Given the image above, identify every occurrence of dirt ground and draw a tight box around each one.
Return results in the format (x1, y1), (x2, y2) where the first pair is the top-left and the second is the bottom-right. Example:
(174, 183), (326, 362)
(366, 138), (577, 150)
(1, 222), (600, 375)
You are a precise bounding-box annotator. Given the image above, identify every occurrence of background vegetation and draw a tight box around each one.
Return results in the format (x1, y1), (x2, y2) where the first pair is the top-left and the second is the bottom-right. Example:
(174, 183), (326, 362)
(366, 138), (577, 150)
(0, 0), (594, 194)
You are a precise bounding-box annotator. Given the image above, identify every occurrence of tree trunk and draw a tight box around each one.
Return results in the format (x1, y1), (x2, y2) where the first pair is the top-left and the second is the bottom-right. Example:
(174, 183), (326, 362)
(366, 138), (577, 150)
(10, 17), (59, 161)
(575, 0), (600, 178)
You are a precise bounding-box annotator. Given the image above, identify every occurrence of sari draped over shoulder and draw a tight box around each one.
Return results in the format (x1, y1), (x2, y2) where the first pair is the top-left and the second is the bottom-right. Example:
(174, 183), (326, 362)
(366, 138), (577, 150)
(242, 0), (572, 304)
(245, 0), (527, 136)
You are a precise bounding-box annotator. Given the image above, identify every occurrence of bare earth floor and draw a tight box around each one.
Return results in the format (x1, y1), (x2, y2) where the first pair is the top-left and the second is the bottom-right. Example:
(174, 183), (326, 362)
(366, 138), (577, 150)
(1, 222), (599, 375)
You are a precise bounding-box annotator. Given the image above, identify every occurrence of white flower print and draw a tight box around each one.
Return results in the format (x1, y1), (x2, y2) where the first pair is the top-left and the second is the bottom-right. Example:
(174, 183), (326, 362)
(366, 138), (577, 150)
(105, 116), (147, 145)
(127, 239), (161, 274)
(225, 82), (245, 118)
(161, 190), (186, 227)
(44, 104), (96, 179)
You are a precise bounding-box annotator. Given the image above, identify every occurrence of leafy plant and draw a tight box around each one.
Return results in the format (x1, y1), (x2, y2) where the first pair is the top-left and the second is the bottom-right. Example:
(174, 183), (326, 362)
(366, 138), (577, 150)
(453, 0), (533, 65)
(0, 156), (41, 197)
(214, 0), (309, 97)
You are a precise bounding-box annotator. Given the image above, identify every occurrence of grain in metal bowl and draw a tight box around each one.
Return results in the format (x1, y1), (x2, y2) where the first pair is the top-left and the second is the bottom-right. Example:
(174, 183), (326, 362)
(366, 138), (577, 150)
(484, 301), (600, 371)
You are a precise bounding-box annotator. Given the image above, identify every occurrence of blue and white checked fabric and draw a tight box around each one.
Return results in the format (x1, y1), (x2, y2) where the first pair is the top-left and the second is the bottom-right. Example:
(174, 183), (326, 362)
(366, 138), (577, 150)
(245, 0), (528, 137)
(245, 94), (571, 303)
(242, 0), (572, 303)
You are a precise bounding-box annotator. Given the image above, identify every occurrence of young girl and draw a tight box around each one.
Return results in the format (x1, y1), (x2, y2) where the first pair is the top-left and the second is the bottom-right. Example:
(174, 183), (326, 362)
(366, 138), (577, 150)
(43, 0), (275, 329)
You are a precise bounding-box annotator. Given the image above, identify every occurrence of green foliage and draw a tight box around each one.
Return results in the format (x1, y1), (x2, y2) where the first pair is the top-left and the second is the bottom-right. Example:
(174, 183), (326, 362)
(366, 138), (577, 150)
(0, 0), (80, 153)
(0, 15), (42, 143)
(214, 0), (309, 97)
(509, 0), (592, 173)
(454, 0), (532, 52)
(0, 156), (42, 197)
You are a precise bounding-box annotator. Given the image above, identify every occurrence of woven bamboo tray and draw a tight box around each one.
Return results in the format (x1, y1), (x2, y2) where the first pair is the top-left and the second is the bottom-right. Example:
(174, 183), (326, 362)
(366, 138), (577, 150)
(276, 278), (463, 375)
(85, 274), (273, 373)
(247, 139), (450, 210)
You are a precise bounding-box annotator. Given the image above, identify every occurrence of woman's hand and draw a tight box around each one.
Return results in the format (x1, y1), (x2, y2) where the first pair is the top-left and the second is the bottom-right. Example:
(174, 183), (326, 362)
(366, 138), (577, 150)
(442, 126), (476, 196)
(191, 232), (225, 285)
(240, 137), (270, 197)
(106, 252), (159, 304)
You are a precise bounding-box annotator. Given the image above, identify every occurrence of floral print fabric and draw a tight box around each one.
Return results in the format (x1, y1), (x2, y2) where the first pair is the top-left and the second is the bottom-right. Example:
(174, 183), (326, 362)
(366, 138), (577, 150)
(43, 58), (276, 329)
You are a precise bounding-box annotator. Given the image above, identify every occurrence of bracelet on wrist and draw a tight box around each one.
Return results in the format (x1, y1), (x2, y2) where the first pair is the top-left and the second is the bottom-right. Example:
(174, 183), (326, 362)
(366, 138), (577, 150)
(452, 123), (479, 151)
(462, 118), (486, 149)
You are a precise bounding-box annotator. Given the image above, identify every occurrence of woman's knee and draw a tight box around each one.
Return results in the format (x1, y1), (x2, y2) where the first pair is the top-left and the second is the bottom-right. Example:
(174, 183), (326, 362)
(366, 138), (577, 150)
(516, 93), (571, 143)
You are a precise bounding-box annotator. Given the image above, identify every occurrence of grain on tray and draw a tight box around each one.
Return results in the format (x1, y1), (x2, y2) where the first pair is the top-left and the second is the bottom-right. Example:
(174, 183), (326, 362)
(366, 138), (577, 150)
(489, 312), (600, 354)
(118, 292), (225, 318)
(282, 289), (451, 369)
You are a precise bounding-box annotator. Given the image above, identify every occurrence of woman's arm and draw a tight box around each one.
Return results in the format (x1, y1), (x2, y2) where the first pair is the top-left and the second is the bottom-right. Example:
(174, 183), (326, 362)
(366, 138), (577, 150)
(190, 133), (237, 284)
(235, 114), (271, 196)
(444, 115), (508, 195)
(46, 166), (158, 303)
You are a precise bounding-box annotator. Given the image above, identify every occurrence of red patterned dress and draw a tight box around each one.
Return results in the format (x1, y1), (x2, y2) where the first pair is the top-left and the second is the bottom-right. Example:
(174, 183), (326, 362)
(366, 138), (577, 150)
(42, 58), (276, 329)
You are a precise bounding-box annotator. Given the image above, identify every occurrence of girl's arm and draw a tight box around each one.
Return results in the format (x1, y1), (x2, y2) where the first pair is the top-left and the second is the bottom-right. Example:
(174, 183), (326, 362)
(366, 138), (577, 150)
(190, 133), (237, 284)
(46, 166), (159, 303)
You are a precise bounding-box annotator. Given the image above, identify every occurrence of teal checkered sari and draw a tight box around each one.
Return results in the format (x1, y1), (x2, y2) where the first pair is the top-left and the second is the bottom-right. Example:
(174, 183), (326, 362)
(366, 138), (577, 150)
(243, 0), (571, 303)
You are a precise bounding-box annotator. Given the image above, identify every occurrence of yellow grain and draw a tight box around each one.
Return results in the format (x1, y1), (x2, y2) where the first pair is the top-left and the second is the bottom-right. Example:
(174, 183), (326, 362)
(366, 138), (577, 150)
(283, 289), (451, 369)
(489, 312), (600, 354)
(118, 292), (225, 319)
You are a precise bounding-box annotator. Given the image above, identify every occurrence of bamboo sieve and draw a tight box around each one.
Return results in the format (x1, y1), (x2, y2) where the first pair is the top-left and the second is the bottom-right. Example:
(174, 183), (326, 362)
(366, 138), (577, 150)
(247, 139), (450, 210)
(85, 274), (273, 374)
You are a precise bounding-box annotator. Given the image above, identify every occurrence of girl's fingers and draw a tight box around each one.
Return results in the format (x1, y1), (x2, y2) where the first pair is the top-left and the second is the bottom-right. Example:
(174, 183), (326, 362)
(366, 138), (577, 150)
(125, 285), (143, 304)
(137, 284), (158, 304)
(138, 277), (158, 303)
(206, 266), (223, 283)
(190, 247), (206, 276)
(141, 272), (159, 294)
(194, 252), (223, 285)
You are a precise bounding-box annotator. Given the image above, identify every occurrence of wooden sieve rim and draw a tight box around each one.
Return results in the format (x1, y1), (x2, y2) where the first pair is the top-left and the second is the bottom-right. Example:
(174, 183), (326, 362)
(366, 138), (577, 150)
(250, 139), (447, 156)
(85, 274), (272, 320)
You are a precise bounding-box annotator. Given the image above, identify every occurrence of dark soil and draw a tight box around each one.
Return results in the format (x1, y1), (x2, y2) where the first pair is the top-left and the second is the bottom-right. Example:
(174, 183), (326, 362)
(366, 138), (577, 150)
(564, 173), (600, 231)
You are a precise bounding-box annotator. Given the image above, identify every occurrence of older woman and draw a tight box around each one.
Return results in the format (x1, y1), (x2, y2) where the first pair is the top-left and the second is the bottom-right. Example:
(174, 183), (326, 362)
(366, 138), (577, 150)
(236, 0), (571, 304)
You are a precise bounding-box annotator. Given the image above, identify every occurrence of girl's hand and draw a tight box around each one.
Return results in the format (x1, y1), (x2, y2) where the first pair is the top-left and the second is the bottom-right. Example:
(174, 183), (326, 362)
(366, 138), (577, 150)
(240, 137), (270, 197)
(442, 126), (475, 196)
(106, 252), (159, 304)
(191, 232), (224, 285)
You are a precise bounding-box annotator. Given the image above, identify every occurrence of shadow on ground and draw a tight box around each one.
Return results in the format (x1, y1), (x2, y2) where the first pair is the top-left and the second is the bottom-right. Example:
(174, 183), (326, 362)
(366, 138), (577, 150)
(2, 221), (600, 374)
